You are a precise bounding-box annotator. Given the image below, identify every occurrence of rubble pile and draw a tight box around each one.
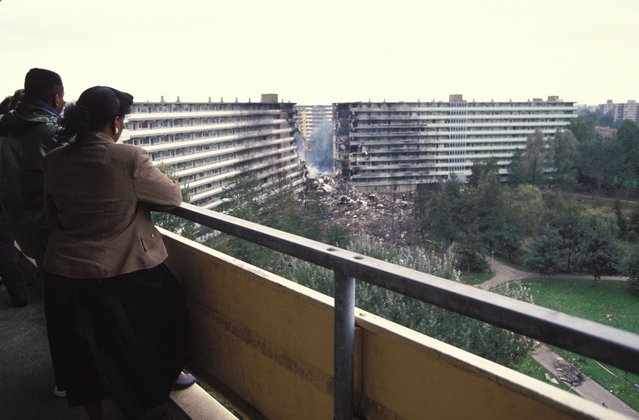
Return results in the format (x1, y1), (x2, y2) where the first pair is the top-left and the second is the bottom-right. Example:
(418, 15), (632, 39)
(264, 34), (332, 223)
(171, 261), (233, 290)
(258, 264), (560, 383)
(304, 175), (422, 248)
(553, 361), (585, 386)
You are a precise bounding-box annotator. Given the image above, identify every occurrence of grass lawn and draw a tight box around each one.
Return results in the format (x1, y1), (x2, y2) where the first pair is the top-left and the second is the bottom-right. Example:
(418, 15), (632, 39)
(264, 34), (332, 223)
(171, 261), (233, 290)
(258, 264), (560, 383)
(460, 269), (493, 285)
(517, 278), (639, 411)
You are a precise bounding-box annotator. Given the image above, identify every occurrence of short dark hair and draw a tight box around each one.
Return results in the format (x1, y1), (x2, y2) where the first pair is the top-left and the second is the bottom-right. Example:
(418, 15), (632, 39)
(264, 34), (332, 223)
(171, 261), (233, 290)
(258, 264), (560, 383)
(0, 96), (11, 114)
(63, 86), (133, 135)
(24, 68), (63, 101)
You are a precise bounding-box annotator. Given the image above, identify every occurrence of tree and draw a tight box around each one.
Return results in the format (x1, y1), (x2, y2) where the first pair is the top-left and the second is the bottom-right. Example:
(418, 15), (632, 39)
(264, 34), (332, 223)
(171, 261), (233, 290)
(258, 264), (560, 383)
(616, 120), (639, 156)
(475, 170), (524, 259)
(598, 111), (614, 128)
(616, 121), (639, 195)
(507, 148), (526, 186)
(452, 233), (488, 272)
(579, 207), (619, 240)
(508, 184), (543, 236)
(468, 159), (498, 187)
(623, 246), (639, 291)
(628, 207), (639, 241)
(419, 177), (471, 247)
(613, 200), (628, 239)
(576, 135), (625, 192)
(544, 193), (584, 272)
(548, 130), (578, 191)
(576, 234), (620, 280)
(525, 228), (564, 274)
(569, 115), (597, 143)
(520, 130), (548, 186)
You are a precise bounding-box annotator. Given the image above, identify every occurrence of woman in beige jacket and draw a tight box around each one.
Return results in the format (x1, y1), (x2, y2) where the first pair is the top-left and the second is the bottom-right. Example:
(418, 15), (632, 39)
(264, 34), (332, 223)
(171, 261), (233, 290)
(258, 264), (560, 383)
(43, 86), (193, 419)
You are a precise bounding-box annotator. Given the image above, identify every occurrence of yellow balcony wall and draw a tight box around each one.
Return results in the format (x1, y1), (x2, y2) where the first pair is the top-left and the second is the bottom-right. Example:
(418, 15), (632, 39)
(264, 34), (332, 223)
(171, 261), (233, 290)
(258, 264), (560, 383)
(161, 230), (620, 419)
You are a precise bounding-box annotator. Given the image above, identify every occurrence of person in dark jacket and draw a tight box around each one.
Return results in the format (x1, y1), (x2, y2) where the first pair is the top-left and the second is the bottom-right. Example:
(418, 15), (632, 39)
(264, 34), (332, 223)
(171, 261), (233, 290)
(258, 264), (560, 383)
(0, 88), (29, 307)
(0, 68), (66, 266)
(0, 69), (68, 395)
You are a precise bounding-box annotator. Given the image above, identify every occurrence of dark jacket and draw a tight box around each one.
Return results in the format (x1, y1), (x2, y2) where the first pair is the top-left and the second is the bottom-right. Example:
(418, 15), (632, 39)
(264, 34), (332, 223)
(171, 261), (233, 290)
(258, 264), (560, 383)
(43, 132), (182, 279)
(0, 101), (64, 263)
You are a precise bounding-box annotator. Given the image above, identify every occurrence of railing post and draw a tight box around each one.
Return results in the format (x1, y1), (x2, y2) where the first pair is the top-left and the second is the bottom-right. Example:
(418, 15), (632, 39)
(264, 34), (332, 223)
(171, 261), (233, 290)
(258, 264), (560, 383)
(334, 270), (355, 420)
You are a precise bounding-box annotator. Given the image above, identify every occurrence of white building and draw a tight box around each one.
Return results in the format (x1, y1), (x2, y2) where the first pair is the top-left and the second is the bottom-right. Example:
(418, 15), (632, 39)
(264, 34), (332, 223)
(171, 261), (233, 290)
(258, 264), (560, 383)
(599, 99), (639, 124)
(334, 95), (576, 193)
(295, 105), (332, 140)
(294, 105), (333, 159)
(122, 94), (304, 209)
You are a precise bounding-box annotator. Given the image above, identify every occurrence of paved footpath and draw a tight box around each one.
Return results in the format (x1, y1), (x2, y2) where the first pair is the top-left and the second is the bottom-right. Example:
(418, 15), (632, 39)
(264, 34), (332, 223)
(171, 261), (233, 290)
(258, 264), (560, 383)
(476, 261), (639, 418)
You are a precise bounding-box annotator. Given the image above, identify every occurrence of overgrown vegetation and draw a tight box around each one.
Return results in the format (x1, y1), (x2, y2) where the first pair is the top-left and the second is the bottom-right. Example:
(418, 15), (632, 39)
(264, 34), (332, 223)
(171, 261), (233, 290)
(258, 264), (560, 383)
(283, 235), (533, 368)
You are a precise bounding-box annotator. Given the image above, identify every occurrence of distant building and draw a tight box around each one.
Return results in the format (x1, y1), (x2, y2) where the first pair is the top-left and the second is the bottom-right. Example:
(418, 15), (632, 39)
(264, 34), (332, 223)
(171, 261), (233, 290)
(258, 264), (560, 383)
(294, 105), (333, 159)
(334, 95), (576, 193)
(598, 99), (639, 124)
(122, 95), (304, 209)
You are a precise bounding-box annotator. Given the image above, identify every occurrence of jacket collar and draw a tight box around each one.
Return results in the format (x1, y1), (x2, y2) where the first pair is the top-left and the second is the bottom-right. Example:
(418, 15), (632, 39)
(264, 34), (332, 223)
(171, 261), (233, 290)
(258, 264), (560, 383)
(24, 96), (60, 116)
(76, 131), (116, 145)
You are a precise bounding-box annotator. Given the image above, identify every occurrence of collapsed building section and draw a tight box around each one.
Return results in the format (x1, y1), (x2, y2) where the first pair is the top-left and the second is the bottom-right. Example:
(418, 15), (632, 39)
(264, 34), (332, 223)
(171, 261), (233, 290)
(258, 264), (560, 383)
(334, 95), (576, 193)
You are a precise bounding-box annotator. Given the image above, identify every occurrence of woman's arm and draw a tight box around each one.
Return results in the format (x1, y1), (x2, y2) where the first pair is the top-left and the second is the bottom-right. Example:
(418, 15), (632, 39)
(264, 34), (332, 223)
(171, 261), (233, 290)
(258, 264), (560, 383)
(132, 148), (182, 211)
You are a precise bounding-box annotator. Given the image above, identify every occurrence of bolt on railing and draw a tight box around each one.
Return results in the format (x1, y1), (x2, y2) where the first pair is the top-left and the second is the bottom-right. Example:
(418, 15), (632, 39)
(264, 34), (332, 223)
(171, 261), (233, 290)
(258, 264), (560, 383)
(170, 203), (639, 420)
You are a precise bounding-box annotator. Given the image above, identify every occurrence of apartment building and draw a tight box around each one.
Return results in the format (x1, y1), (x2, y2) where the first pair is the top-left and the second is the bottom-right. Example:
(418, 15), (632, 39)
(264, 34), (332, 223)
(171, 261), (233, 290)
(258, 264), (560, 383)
(599, 99), (639, 124)
(614, 100), (639, 124)
(122, 94), (305, 209)
(294, 104), (333, 159)
(294, 105), (333, 140)
(334, 95), (576, 193)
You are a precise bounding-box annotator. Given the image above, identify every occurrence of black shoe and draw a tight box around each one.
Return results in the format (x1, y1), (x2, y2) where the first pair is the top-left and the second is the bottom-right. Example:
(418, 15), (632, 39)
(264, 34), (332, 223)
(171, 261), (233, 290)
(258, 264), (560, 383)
(172, 373), (196, 390)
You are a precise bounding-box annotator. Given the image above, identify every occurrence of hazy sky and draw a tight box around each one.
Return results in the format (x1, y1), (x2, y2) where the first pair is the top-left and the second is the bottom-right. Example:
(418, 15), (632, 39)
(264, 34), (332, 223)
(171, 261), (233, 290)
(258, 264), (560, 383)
(1, 0), (637, 105)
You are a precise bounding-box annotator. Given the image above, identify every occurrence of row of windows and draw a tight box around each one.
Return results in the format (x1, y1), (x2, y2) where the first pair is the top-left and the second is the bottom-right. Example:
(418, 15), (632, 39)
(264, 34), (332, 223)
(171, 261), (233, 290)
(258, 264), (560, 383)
(127, 115), (276, 130)
(129, 128), (288, 147)
(132, 103), (283, 113)
(352, 102), (572, 110)
(149, 141), (289, 161)
(353, 110), (574, 118)
(354, 121), (569, 128)
(178, 155), (301, 185)
(354, 152), (513, 166)
(169, 148), (297, 172)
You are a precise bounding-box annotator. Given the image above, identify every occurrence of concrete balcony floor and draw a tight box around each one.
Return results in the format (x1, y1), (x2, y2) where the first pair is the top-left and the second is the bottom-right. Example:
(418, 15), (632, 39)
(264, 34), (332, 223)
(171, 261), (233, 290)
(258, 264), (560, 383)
(0, 284), (172, 420)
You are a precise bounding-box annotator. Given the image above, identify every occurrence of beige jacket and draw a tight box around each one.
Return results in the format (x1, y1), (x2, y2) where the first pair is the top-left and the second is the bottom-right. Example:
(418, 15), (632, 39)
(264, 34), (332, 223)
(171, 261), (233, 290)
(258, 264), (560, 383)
(43, 131), (182, 279)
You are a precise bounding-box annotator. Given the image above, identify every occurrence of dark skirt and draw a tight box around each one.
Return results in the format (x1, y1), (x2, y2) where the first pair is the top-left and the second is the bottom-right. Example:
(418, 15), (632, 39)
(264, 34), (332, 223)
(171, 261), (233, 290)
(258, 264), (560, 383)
(44, 264), (188, 418)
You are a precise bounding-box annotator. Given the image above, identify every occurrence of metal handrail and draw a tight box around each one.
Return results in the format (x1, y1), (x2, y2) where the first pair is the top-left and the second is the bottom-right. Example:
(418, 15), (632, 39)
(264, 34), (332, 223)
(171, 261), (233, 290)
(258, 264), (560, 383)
(170, 202), (639, 420)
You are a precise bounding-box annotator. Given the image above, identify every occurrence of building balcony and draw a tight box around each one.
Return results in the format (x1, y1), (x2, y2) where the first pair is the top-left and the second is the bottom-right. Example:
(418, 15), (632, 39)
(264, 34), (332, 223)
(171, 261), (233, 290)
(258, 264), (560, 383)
(3, 204), (637, 419)
(351, 105), (576, 113)
(121, 119), (288, 141)
(159, 137), (295, 166)
(126, 109), (281, 122)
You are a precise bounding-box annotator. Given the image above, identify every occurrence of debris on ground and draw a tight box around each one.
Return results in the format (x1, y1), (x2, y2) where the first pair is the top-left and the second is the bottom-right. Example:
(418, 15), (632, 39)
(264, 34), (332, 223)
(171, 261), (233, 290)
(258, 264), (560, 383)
(544, 373), (560, 385)
(554, 361), (585, 386)
(304, 174), (422, 248)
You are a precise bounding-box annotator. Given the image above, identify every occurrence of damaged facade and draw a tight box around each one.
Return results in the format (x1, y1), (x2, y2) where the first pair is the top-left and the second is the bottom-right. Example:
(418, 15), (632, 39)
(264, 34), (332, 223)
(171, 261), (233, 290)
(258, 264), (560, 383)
(334, 95), (576, 193)
(122, 94), (304, 209)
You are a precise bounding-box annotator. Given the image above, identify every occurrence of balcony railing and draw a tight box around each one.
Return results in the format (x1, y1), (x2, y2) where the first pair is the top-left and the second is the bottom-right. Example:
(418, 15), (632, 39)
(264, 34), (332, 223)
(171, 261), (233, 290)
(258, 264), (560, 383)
(167, 203), (639, 419)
